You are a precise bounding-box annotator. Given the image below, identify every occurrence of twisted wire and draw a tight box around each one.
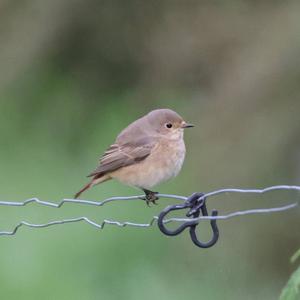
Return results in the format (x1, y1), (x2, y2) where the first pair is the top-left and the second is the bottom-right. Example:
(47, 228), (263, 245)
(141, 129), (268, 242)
(0, 185), (298, 236)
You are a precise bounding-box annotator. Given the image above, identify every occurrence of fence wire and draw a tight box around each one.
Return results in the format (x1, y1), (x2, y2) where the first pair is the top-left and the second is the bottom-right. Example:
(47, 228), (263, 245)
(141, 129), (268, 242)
(0, 185), (299, 236)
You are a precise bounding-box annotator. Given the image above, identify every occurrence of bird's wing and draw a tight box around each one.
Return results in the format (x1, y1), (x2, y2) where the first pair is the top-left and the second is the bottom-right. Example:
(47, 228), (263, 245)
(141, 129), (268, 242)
(87, 137), (156, 177)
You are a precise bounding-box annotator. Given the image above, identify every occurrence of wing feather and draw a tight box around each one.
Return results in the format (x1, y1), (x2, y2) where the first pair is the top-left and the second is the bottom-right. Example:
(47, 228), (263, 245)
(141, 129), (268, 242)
(87, 138), (155, 177)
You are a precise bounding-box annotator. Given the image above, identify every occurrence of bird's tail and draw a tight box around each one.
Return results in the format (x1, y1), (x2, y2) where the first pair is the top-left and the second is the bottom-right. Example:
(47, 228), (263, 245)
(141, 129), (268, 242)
(74, 174), (111, 199)
(74, 182), (92, 199)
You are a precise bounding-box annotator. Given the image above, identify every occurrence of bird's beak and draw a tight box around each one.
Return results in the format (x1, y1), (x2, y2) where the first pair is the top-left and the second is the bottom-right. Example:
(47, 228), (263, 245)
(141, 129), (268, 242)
(181, 122), (194, 128)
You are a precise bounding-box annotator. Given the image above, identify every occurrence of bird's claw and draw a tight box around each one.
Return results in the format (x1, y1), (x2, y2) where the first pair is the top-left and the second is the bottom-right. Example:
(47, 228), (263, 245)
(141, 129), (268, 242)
(142, 190), (159, 206)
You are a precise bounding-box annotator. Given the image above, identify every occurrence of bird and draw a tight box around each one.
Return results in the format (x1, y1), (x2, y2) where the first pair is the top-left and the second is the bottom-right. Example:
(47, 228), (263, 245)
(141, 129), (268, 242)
(74, 108), (194, 205)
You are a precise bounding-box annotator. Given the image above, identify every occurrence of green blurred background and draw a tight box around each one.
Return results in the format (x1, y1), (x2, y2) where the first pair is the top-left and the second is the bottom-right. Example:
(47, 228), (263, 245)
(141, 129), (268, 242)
(0, 1), (299, 299)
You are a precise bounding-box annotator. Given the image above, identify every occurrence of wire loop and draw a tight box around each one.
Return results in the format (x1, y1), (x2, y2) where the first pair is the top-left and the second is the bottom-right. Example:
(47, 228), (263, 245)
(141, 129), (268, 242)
(158, 192), (219, 248)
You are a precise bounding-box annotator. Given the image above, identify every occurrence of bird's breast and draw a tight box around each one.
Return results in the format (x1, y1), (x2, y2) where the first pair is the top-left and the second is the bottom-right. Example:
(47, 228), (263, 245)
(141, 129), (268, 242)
(159, 138), (186, 179)
(148, 138), (186, 187)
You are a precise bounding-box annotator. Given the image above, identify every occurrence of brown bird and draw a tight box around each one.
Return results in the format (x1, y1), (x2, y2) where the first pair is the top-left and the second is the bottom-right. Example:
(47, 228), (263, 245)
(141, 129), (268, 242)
(75, 108), (194, 204)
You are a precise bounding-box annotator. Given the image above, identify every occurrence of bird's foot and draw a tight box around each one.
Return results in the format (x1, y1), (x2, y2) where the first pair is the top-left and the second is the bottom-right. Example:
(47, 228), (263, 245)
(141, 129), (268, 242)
(142, 189), (159, 206)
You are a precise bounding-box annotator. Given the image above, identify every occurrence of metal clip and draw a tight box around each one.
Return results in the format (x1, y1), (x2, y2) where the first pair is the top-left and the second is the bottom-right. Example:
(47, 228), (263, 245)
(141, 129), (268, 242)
(157, 192), (219, 248)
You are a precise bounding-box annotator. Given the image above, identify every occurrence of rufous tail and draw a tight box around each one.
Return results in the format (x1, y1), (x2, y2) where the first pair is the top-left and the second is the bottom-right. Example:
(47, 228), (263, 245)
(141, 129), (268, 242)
(74, 174), (111, 199)
(74, 182), (92, 199)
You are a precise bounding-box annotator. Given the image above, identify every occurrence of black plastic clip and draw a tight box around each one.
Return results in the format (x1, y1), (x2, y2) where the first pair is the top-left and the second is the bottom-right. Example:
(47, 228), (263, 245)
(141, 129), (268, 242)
(157, 192), (219, 248)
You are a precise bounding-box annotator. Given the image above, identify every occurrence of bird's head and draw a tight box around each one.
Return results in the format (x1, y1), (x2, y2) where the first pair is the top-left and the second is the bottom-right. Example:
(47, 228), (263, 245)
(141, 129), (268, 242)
(146, 109), (194, 139)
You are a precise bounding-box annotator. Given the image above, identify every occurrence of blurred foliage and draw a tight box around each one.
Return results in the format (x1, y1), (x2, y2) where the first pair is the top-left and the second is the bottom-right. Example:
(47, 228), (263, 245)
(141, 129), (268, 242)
(280, 249), (300, 300)
(280, 266), (300, 300)
(0, 1), (299, 299)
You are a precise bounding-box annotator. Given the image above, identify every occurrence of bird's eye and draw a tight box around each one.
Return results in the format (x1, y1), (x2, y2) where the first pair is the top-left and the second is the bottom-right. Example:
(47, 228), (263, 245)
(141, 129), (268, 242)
(166, 123), (173, 128)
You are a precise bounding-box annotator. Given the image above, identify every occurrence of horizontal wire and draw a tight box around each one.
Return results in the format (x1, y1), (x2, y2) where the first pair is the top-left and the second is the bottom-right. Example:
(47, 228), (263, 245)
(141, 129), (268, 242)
(0, 185), (298, 209)
(167, 202), (298, 222)
(0, 202), (296, 236)
(0, 185), (299, 236)
(0, 193), (187, 208)
(200, 185), (300, 201)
